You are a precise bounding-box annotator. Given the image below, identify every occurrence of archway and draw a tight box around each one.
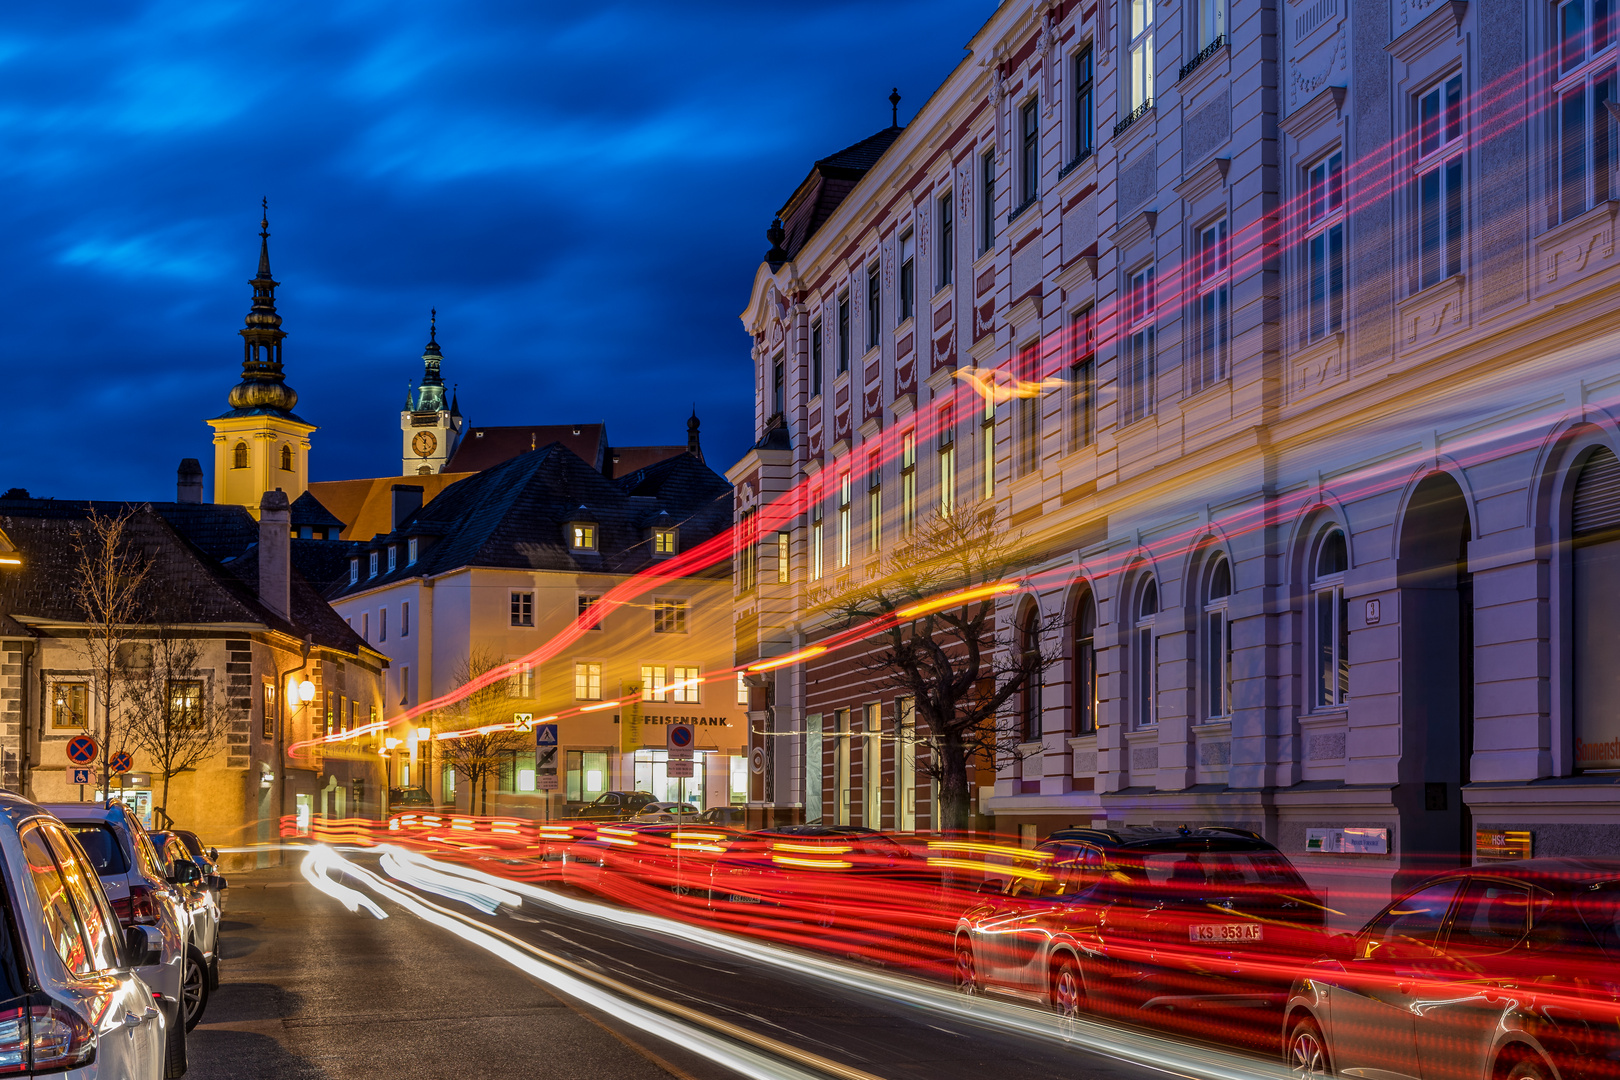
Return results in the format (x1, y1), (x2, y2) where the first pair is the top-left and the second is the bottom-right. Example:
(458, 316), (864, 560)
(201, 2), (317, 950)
(1397, 472), (1472, 880)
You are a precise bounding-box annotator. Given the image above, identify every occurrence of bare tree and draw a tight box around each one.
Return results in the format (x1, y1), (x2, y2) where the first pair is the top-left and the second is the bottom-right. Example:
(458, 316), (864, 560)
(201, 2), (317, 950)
(70, 509), (151, 796)
(121, 628), (231, 822)
(433, 648), (533, 815)
(814, 506), (1064, 833)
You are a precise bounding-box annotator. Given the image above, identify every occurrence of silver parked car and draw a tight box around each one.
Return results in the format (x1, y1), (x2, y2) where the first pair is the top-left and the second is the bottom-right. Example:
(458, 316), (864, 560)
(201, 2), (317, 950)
(44, 801), (201, 1070)
(149, 833), (219, 991)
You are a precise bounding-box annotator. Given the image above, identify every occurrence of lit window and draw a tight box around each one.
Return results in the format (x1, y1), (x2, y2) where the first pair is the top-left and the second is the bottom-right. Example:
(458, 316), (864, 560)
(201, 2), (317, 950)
(737, 673), (750, 707)
(571, 523), (597, 551)
(51, 682), (87, 729)
(838, 473), (852, 567)
(739, 510), (758, 591)
(982, 392), (996, 499)
(901, 430), (917, 534)
(511, 591), (534, 627)
(507, 662), (534, 699)
(938, 403), (956, 516)
(653, 529), (677, 555)
(867, 451), (882, 555)
(640, 665), (668, 703)
(1129, 0), (1155, 112)
(168, 679), (203, 732)
(776, 531), (790, 583)
(671, 666), (700, 704)
(407, 538), (418, 564)
(653, 599), (688, 634)
(574, 662), (602, 701)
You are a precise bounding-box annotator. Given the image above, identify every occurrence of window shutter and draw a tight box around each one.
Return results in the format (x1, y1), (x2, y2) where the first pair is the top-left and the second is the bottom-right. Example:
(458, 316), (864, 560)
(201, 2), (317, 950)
(1574, 447), (1620, 536)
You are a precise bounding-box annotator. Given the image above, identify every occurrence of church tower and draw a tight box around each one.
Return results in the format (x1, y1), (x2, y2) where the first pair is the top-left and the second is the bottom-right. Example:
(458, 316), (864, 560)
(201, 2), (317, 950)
(400, 311), (464, 475)
(206, 204), (316, 517)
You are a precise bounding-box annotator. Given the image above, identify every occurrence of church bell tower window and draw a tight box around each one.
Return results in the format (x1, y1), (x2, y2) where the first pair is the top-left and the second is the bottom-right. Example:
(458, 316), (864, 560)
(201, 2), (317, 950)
(280, 444), (293, 471)
(233, 443), (249, 469)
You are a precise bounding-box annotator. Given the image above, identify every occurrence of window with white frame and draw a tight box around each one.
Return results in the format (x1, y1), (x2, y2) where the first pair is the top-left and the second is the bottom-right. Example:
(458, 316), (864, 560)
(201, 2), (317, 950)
(736, 672), (750, 707)
(349, 558), (359, 585)
(671, 665), (700, 704)
(1072, 46), (1095, 165)
(738, 510), (757, 592)
(1195, 0), (1224, 52)
(1019, 98), (1040, 207)
(1123, 264), (1157, 423)
(507, 662), (534, 699)
(511, 591), (533, 627)
(811, 492), (825, 580)
(653, 528), (677, 555)
(771, 352), (785, 418)
(1304, 151), (1345, 342)
(1413, 74), (1465, 289)
(838, 472), (852, 568)
(653, 598), (688, 634)
(574, 661), (602, 701)
(938, 403), (957, 516)
(571, 523), (596, 551)
(1017, 339), (1040, 476)
(899, 230), (915, 321)
(1203, 555), (1233, 719)
(407, 537), (418, 564)
(867, 450), (882, 555)
(1193, 217), (1229, 391)
(640, 664), (668, 702)
(387, 545), (397, 572)
(981, 391), (997, 498)
(938, 191), (954, 287)
(1074, 590), (1098, 734)
(1312, 528), (1350, 708)
(369, 551), (379, 578)
(1555, 0), (1618, 224)
(1069, 306), (1096, 450)
(1134, 577), (1159, 727)
(776, 530), (790, 583)
(901, 430), (917, 534)
(1129, 0), (1155, 112)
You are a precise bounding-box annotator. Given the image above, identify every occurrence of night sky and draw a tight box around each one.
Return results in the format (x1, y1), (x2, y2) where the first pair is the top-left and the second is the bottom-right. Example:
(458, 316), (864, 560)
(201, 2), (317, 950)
(4, 1), (991, 501)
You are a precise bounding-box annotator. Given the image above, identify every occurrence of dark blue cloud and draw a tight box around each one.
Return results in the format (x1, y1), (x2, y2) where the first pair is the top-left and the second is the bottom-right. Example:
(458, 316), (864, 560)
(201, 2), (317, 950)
(1, 0), (990, 500)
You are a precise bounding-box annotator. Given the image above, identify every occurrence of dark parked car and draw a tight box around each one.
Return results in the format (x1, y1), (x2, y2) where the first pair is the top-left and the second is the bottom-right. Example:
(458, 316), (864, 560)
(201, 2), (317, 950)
(388, 786), (436, 809)
(561, 791), (658, 821)
(697, 806), (746, 826)
(172, 829), (227, 910)
(1284, 858), (1620, 1080)
(957, 826), (1324, 1047)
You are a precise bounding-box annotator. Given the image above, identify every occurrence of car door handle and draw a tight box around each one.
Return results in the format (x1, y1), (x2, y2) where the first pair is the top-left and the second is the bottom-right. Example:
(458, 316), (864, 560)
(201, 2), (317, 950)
(123, 1007), (157, 1027)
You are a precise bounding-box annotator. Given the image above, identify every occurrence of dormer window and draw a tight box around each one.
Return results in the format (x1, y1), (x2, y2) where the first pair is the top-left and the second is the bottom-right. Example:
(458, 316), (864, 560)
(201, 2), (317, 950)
(571, 523), (597, 551)
(369, 552), (379, 578)
(653, 528), (677, 556)
(407, 538), (418, 565)
(349, 558), (358, 586)
(387, 546), (397, 572)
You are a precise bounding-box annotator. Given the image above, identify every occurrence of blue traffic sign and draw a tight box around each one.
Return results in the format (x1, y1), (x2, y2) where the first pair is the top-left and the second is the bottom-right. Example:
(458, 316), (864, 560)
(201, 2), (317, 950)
(535, 723), (558, 748)
(110, 750), (133, 774)
(71, 768), (91, 786)
(669, 723), (695, 750)
(65, 736), (98, 766)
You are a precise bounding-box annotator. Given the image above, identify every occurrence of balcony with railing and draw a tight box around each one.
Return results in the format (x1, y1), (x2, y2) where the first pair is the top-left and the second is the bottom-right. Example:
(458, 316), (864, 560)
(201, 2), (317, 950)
(1178, 35), (1225, 82)
(1113, 99), (1153, 139)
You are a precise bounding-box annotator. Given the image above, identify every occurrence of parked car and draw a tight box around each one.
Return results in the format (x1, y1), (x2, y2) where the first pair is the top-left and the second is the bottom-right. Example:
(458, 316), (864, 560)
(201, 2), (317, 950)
(45, 801), (209, 1048)
(171, 829), (227, 911)
(957, 826), (1324, 1049)
(150, 832), (220, 990)
(1283, 857), (1620, 1080)
(561, 791), (658, 821)
(628, 802), (701, 823)
(387, 787), (436, 809)
(696, 806), (746, 826)
(0, 792), (172, 1077)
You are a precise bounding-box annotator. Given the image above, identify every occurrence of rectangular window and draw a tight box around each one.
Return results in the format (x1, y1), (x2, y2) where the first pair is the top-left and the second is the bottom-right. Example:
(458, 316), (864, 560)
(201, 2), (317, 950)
(261, 677), (277, 740)
(982, 393), (996, 499)
(1130, 0), (1155, 111)
(369, 552), (378, 578)
(811, 516), (824, 580)
(1556, 4), (1616, 227)
(407, 537), (418, 564)
(981, 149), (997, 251)
(402, 600), (409, 637)
(1204, 607), (1232, 718)
(1314, 585), (1350, 707)
(937, 191), (954, 287)
(771, 353), (785, 417)
(838, 472), (852, 567)
(511, 591), (534, 627)
(578, 594), (602, 630)
(387, 546), (397, 573)
(325, 689), (335, 736)
(51, 682), (87, 729)
(837, 293), (850, 373)
(811, 320), (823, 396)
(653, 599), (688, 634)
(1020, 98), (1040, 206)
(1017, 341), (1040, 476)
(1196, 0), (1225, 50)
(508, 662), (534, 699)
(400, 664), (410, 705)
(900, 430), (917, 534)
(776, 530), (790, 583)
(1193, 218), (1229, 391)
(378, 606), (387, 642)
(1073, 47), (1094, 164)
(867, 451), (882, 555)
(1069, 307), (1096, 450)
(362, 612), (369, 640)
(349, 559), (359, 585)
(671, 665), (700, 704)
(653, 528), (677, 555)
(1135, 625), (1158, 727)
(1124, 265), (1157, 423)
(574, 662), (602, 701)
(867, 262), (881, 350)
(640, 665), (668, 703)
(737, 672), (750, 707)
(739, 511), (757, 592)
(1305, 151), (1345, 342)
(899, 231), (915, 321)
(1076, 621), (1097, 735)
(571, 524), (596, 550)
(1414, 75), (1465, 289)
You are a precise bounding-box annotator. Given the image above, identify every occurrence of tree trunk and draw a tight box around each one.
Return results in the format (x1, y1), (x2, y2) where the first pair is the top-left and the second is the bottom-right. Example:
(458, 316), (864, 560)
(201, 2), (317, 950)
(937, 732), (973, 835)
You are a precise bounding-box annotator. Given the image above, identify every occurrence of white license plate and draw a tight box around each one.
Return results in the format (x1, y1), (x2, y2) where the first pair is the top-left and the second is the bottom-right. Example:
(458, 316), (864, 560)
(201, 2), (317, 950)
(1190, 922), (1263, 943)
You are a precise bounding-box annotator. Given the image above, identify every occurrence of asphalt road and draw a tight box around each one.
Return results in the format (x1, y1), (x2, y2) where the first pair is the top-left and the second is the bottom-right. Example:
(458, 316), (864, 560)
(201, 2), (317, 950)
(187, 852), (1276, 1080)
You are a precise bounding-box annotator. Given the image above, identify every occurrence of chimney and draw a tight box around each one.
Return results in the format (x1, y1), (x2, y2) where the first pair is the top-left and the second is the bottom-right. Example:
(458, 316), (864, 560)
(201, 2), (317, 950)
(259, 489), (291, 621)
(391, 484), (423, 531)
(176, 459), (204, 504)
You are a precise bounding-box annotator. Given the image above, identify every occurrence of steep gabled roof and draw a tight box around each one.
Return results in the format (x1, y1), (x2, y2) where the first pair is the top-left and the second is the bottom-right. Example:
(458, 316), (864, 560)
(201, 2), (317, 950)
(289, 490), (345, 533)
(778, 125), (903, 261)
(444, 424), (606, 474)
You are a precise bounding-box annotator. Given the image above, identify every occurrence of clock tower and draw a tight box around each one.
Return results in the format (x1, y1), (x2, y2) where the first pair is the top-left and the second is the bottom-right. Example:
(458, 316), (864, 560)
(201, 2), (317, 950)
(401, 311), (464, 476)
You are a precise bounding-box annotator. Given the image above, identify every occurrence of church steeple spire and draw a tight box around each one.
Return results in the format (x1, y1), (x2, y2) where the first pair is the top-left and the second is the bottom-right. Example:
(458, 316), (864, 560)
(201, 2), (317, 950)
(228, 200), (298, 414)
(413, 308), (447, 413)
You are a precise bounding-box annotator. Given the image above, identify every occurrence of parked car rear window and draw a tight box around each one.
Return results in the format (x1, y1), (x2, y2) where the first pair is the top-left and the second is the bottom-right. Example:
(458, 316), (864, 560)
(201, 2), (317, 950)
(1126, 850), (1305, 889)
(64, 825), (128, 875)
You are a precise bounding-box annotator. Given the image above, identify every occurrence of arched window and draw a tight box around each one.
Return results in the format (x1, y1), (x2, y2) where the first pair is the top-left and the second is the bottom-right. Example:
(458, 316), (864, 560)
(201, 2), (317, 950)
(280, 444), (293, 471)
(1134, 576), (1159, 728)
(232, 442), (248, 469)
(1020, 606), (1043, 741)
(1203, 554), (1233, 719)
(1572, 446), (1620, 770)
(1312, 528), (1350, 708)
(1074, 590), (1097, 735)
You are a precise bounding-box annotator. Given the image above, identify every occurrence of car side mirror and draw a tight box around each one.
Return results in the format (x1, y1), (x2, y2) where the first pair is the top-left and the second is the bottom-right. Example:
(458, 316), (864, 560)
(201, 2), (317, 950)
(208, 847), (218, 862)
(167, 860), (200, 886)
(209, 874), (227, 892)
(125, 924), (161, 968)
(978, 878), (1007, 895)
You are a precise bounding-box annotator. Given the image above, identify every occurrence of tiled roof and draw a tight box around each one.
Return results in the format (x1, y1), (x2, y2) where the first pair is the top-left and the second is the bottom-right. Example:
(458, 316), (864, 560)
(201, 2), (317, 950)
(146, 503), (259, 562)
(330, 443), (733, 598)
(606, 445), (690, 478)
(778, 126), (903, 261)
(289, 490), (345, 532)
(445, 424), (606, 474)
(306, 473), (473, 542)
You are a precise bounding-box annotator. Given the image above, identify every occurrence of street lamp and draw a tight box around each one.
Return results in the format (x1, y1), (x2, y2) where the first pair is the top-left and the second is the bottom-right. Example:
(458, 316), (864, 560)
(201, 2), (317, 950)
(298, 680), (316, 704)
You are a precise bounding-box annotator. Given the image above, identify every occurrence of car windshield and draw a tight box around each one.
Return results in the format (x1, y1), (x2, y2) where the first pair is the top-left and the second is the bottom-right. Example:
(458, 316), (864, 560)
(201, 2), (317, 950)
(64, 824), (129, 875)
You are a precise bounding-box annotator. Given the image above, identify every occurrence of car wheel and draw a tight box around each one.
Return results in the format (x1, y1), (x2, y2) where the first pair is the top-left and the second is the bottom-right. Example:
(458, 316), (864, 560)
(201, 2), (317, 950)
(954, 936), (979, 994)
(1501, 1053), (1551, 1080)
(181, 946), (209, 1031)
(1286, 1016), (1330, 1078)
(1051, 954), (1084, 1019)
(164, 1008), (187, 1079)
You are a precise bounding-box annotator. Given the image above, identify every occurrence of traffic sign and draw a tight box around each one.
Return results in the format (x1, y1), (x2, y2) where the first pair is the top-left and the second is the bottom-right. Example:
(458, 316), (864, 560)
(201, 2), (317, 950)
(534, 722), (558, 791)
(65, 736), (98, 766)
(110, 750), (133, 774)
(668, 723), (695, 751)
(71, 768), (90, 786)
(513, 712), (533, 731)
(667, 756), (694, 778)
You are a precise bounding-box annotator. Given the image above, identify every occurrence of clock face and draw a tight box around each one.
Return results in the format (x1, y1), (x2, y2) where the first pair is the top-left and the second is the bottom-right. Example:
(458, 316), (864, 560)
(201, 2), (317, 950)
(413, 431), (438, 458)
